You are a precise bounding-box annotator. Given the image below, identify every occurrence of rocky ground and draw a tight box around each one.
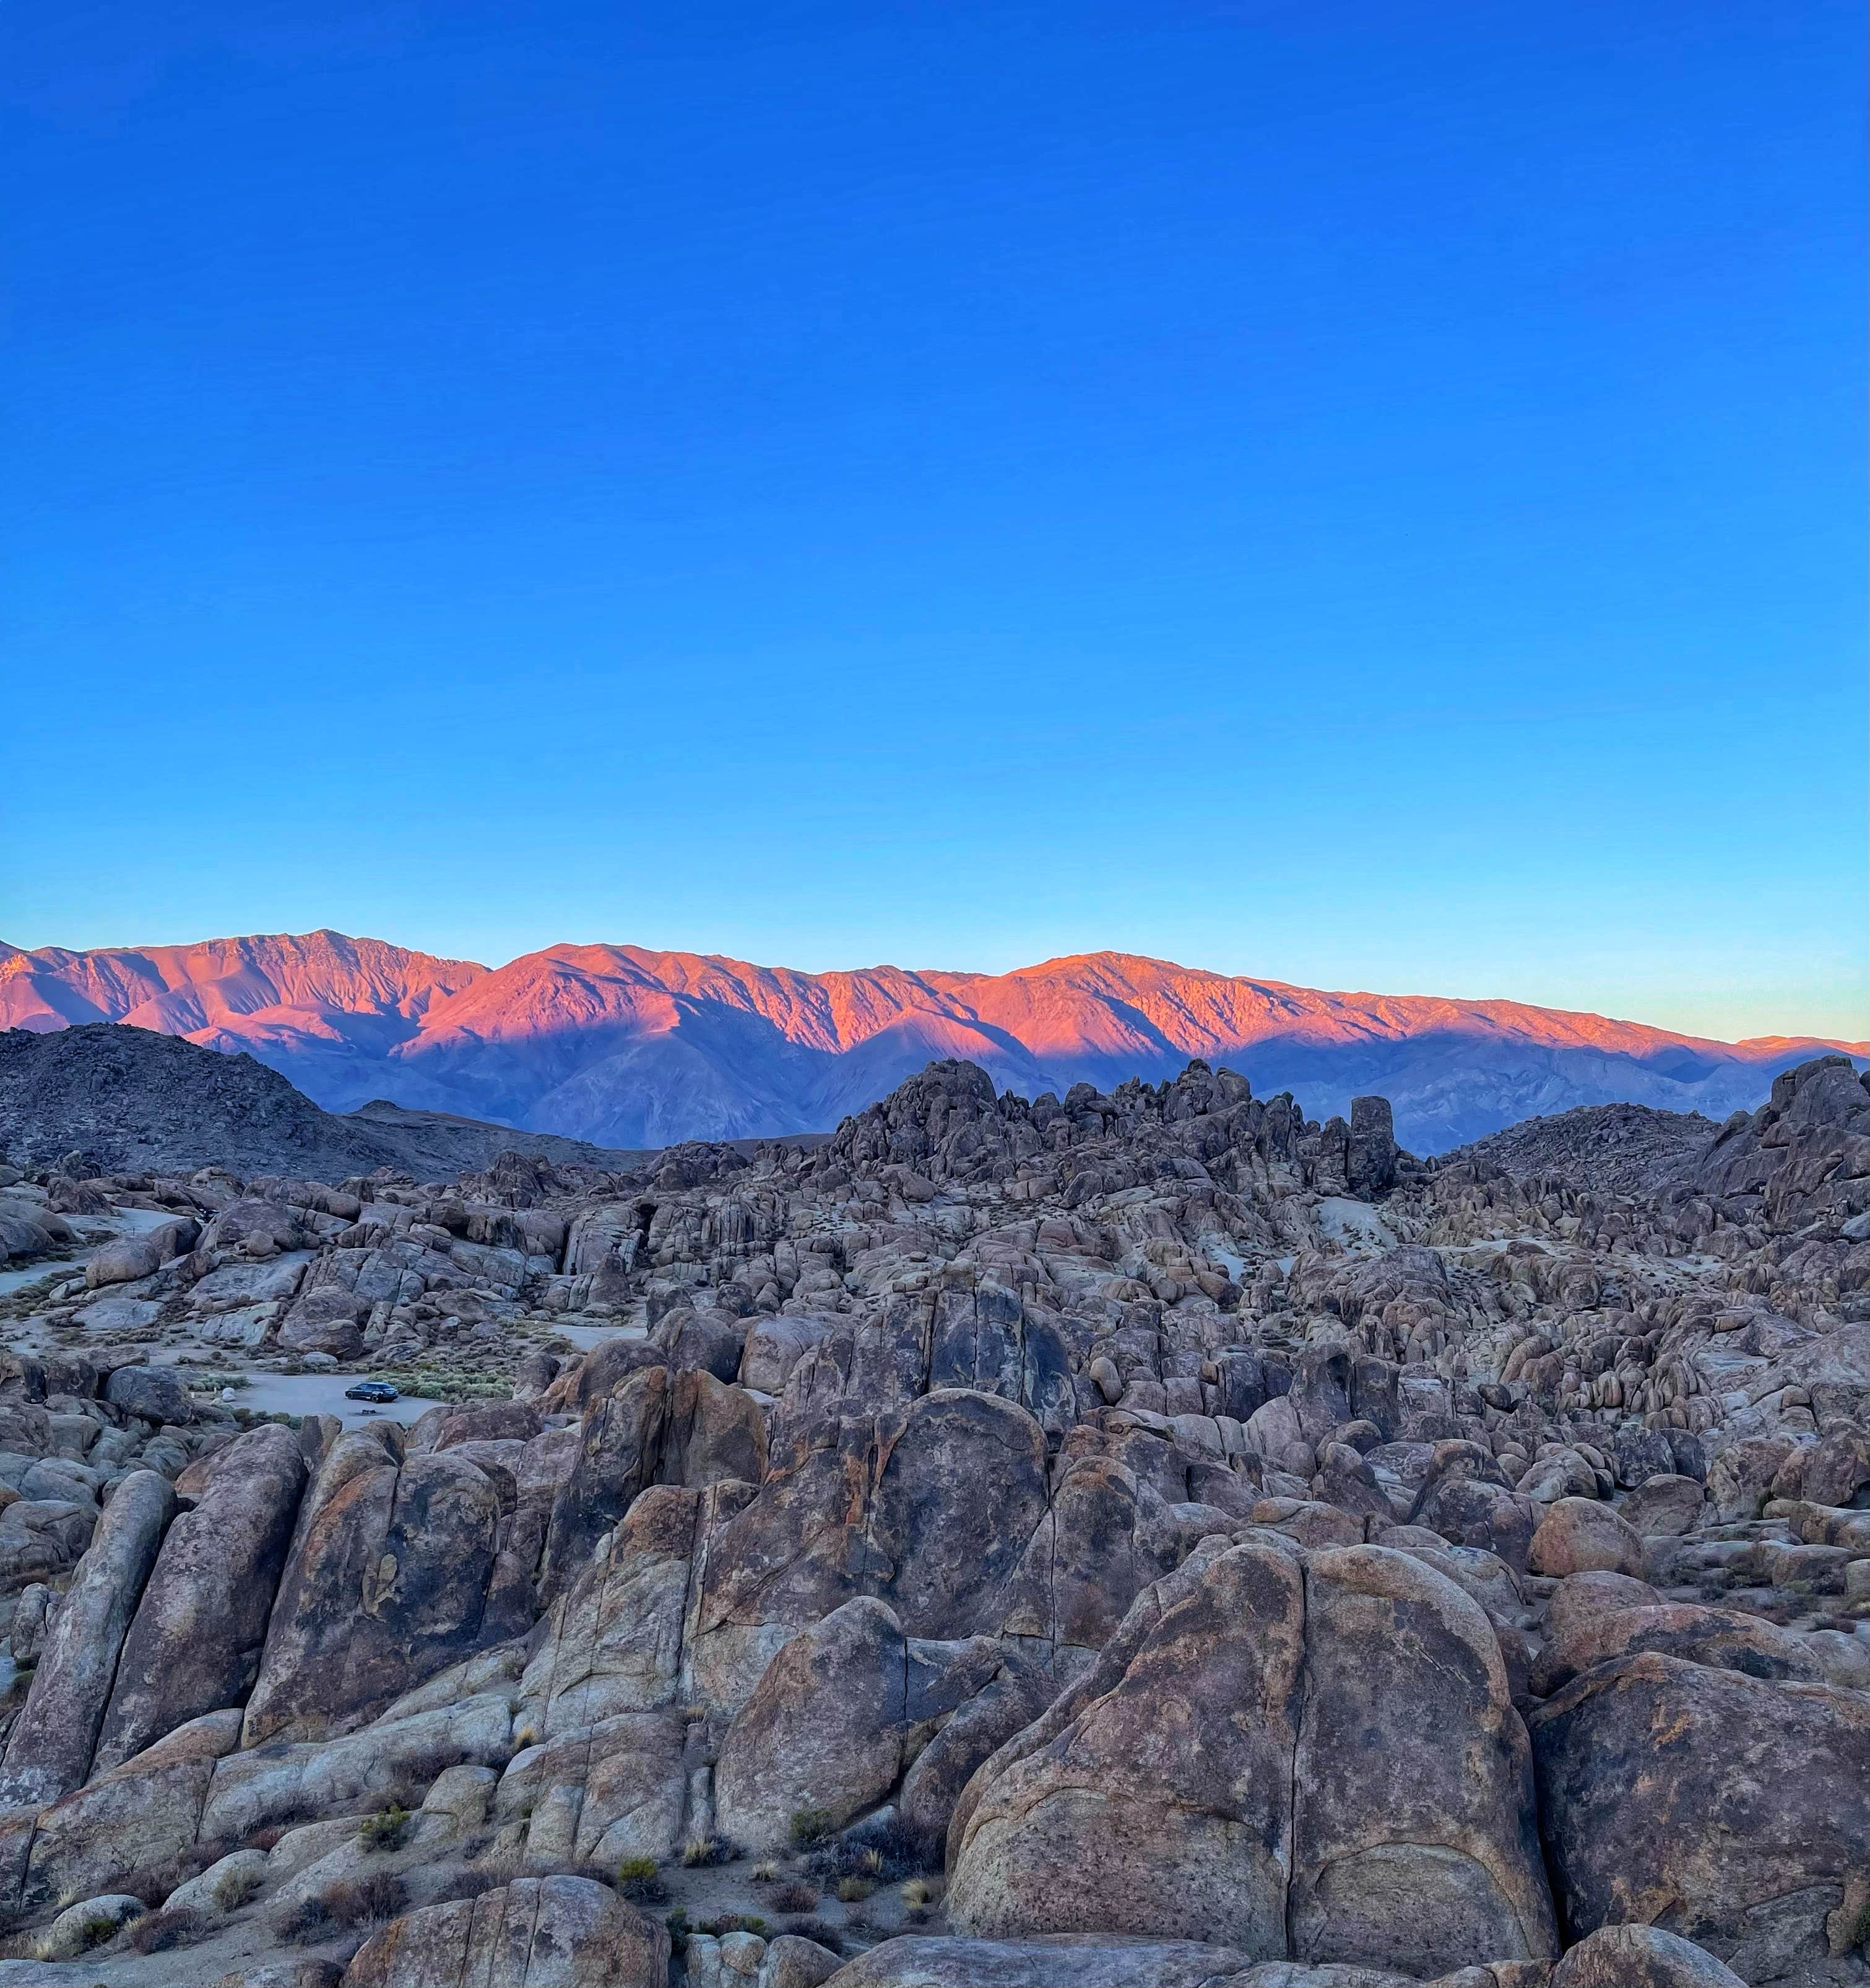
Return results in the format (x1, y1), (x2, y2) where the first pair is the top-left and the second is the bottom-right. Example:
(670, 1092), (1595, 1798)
(0, 1046), (1861, 1988)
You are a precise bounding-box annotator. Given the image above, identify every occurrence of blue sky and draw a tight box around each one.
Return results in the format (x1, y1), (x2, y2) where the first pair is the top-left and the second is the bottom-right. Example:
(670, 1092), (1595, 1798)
(3, 1), (1863, 1041)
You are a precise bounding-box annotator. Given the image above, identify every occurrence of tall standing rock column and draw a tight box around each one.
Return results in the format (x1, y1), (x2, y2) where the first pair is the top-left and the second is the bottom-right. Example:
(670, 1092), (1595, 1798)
(0, 1470), (176, 1807)
(1346, 1095), (1398, 1197)
(91, 1423), (308, 1773)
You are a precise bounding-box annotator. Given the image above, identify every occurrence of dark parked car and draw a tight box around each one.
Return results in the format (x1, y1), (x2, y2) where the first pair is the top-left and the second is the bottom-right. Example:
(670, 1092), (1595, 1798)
(344, 1380), (400, 1404)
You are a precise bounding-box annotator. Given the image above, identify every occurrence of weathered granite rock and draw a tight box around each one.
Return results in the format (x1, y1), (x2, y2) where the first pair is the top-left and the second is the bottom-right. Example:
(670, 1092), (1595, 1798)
(1526, 1498), (1645, 1579)
(499, 1707), (688, 1865)
(692, 1389), (1050, 1706)
(1530, 1651), (1870, 1982)
(1528, 1601), (1827, 1697)
(715, 1595), (911, 1850)
(0, 1469), (175, 1806)
(342, 1875), (668, 1988)
(92, 1422), (306, 1771)
(1619, 1474), (1705, 1537)
(241, 1429), (503, 1744)
(817, 1938), (1432, 1985)
(1548, 1923), (1747, 1987)
(102, 1363), (195, 1426)
(1347, 1096), (1399, 1198)
(9, 1708), (243, 1912)
(949, 1540), (1555, 1977)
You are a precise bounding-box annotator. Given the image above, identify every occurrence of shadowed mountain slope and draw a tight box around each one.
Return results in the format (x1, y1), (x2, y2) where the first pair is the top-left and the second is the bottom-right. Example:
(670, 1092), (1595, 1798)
(2, 932), (1860, 1152)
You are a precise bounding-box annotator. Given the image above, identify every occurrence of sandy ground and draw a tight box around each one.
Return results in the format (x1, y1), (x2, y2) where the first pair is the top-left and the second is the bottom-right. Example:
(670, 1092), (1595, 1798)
(0, 1204), (176, 1299)
(226, 1372), (449, 1429)
(1315, 1195), (1397, 1251)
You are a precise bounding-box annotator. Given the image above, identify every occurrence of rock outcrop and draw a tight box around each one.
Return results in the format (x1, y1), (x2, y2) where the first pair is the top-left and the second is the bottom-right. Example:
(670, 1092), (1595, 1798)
(0, 1050), (1859, 1988)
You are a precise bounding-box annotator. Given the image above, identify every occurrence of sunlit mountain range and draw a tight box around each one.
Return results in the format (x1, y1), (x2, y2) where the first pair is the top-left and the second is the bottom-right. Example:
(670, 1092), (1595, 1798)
(1, 930), (1860, 1153)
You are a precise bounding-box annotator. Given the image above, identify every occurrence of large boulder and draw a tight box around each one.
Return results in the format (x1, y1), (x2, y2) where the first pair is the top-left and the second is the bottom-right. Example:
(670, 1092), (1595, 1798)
(714, 1596), (911, 1851)
(1530, 1650), (1870, 1983)
(102, 1363), (195, 1426)
(1549, 1923), (1747, 1986)
(1527, 1498), (1645, 1579)
(948, 1540), (1556, 1979)
(714, 1598), (1003, 1851)
(0, 1469), (176, 1805)
(691, 1389), (1051, 1708)
(241, 1429), (503, 1744)
(92, 1422), (308, 1771)
(1528, 1602), (1827, 1698)
(342, 1875), (667, 1987)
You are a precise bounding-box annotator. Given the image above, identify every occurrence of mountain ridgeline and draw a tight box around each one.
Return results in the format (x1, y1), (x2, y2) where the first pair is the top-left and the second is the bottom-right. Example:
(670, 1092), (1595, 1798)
(2, 929), (1861, 1153)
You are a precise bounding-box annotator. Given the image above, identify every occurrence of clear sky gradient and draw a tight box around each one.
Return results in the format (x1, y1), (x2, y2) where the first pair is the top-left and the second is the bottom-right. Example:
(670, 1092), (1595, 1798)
(4, 1), (1864, 1041)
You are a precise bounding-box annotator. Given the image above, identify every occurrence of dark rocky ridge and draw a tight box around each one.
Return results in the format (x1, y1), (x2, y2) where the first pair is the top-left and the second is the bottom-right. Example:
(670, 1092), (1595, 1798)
(0, 1025), (647, 1181)
(0, 1050), (1859, 1987)
(1439, 1101), (1722, 1196)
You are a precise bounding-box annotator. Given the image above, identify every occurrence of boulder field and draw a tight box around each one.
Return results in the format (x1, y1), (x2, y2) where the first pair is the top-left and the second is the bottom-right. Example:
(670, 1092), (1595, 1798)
(0, 1049), (1861, 1986)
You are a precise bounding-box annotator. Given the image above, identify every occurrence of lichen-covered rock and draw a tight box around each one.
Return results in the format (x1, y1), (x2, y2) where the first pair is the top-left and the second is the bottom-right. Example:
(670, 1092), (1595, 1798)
(1530, 1651), (1870, 1983)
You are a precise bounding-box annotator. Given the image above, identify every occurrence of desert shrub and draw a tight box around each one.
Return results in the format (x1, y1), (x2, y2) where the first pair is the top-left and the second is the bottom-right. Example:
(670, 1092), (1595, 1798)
(280, 1870), (409, 1943)
(218, 1864), (265, 1911)
(426, 1865), (516, 1907)
(242, 1825), (288, 1854)
(615, 1857), (667, 1905)
(680, 1833), (735, 1868)
(695, 1912), (767, 1937)
(900, 1877), (935, 1909)
(73, 1914), (126, 1952)
(834, 1875), (873, 1904)
(129, 1906), (204, 1955)
(664, 1907), (690, 1958)
(782, 1914), (844, 1950)
(358, 1804), (412, 1852)
(769, 1882), (820, 1915)
(324, 1871), (409, 1927)
(789, 1807), (836, 1850)
(837, 1812), (937, 1878)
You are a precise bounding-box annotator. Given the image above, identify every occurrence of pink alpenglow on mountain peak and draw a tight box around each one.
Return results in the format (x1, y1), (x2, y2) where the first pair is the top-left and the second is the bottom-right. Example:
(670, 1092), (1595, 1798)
(0, 932), (1859, 1153)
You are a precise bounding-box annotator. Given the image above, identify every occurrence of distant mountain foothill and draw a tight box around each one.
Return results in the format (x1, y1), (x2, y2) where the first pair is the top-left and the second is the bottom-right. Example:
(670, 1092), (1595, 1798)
(1, 929), (1861, 1153)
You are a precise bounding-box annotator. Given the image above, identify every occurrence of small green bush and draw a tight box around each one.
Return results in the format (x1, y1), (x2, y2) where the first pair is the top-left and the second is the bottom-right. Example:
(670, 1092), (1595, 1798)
(615, 1856), (667, 1904)
(789, 1807), (836, 1850)
(834, 1875), (873, 1904)
(358, 1804), (412, 1852)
